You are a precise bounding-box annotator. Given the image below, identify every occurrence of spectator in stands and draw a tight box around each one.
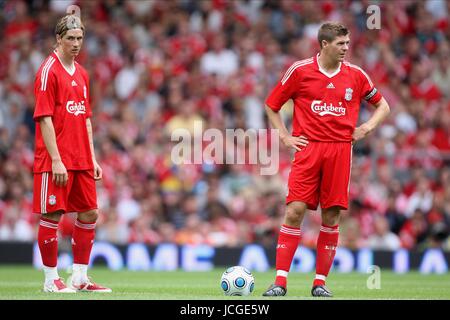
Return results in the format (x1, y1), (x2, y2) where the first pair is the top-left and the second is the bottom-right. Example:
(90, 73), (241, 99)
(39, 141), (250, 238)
(367, 215), (401, 251)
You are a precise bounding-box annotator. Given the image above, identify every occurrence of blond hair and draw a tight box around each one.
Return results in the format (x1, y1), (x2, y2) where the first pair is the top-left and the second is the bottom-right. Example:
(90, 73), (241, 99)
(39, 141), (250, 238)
(55, 14), (85, 38)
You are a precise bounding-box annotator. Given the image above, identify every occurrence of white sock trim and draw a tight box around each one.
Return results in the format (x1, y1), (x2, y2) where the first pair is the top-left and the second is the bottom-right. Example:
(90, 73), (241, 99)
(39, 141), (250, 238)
(315, 274), (327, 281)
(43, 266), (59, 283)
(276, 270), (289, 278)
(280, 226), (301, 236)
(75, 219), (96, 229)
(72, 263), (88, 283)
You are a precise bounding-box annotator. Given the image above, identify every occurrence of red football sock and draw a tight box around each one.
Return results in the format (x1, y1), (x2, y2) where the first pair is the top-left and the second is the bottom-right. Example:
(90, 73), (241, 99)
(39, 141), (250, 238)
(72, 219), (96, 265)
(38, 218), (59, 267)
(314, 224), (339, 286)
(274, 224), (301, 288)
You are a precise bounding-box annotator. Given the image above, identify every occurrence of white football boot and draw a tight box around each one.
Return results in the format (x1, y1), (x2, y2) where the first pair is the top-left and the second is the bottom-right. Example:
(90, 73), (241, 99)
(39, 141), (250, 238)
(43, 278), (77, 293)
(68, 275), (112, 293)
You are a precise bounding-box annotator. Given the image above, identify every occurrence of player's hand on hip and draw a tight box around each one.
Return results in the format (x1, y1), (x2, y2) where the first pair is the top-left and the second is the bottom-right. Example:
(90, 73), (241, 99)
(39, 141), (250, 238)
(281, 135), (309, 152)
(352, 123), (371, 144)
(51, 159), (68, 187)
(93, 160), (103, 180)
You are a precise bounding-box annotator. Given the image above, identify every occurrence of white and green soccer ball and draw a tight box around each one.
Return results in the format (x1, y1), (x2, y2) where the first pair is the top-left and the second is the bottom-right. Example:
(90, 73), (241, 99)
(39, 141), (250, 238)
(220, 266), (255, 296)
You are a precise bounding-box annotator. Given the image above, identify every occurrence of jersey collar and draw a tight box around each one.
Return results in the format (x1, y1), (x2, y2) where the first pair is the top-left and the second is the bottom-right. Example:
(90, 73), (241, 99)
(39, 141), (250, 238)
(53, 50), (76, 76)
(316, 53), (341, 78)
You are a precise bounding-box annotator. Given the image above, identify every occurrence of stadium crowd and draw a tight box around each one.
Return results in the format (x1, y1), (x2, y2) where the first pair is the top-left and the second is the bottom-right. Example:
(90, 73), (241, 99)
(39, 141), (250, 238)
(0, 0), (449, 251)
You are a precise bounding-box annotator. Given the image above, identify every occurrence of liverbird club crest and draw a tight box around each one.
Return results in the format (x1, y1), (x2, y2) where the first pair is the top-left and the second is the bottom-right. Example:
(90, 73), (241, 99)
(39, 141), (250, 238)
(345, 88), (353, 101)
(49, 195), (56, 206)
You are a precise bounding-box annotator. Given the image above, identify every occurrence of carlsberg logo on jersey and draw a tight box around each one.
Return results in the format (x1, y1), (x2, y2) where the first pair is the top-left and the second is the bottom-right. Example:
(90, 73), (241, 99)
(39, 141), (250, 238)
(311, 100), (346, 117)
(66, 100), (86, 116)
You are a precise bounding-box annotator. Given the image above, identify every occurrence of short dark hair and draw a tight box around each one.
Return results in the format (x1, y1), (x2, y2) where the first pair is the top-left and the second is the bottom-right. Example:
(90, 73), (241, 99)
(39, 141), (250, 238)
(318, 22), (349, 48)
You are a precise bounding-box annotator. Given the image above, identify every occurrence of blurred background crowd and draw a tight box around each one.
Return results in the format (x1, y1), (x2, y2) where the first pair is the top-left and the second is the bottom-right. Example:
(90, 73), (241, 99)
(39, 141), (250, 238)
(0, 0), (449, 251)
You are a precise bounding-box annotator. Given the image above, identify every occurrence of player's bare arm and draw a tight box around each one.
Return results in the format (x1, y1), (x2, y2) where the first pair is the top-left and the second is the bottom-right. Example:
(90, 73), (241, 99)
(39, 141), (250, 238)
(39, 116), (68, 187)
(352, 97), (390, 143)
(265, 105), (309, 151)
(86, 118), (102, 180)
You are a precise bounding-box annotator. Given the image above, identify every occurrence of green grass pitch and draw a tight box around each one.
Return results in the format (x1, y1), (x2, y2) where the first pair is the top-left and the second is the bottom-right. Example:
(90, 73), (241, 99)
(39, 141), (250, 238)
(0, 266), (449, 300)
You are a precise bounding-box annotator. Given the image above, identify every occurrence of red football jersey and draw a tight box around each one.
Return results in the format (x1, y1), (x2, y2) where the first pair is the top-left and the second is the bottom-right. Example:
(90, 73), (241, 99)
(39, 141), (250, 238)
(33, 51), (93, 172)
(266, 54), (382, 142)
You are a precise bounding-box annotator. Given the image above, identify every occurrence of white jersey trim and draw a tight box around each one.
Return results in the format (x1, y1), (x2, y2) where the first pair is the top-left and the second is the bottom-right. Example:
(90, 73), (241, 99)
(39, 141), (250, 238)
(40, 57), (55, 91)
(347, 147), (353, 193)
(41, 172), (49, 213)
(343, 61), (373, 87)
(281, 58), (314, 85)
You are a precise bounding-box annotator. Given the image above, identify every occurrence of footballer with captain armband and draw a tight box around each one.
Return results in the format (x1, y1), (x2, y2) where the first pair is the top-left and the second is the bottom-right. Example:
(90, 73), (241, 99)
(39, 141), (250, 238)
(262, 22), (390, 297)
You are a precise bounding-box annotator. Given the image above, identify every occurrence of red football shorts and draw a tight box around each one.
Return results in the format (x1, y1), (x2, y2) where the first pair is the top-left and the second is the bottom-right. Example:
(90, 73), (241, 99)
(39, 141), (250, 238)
(33, 170), (98, 214)
(286, 141), (352, 210)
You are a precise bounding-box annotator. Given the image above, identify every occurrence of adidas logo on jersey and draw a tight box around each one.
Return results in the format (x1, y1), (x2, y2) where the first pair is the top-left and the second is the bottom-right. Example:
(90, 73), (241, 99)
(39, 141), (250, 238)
(326, 83), (335, 89)
(71, 80), (77, 87)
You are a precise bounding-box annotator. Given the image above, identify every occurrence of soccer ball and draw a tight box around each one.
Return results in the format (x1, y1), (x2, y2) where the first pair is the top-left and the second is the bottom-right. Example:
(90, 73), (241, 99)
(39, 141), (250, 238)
(220, 266), (255, 296)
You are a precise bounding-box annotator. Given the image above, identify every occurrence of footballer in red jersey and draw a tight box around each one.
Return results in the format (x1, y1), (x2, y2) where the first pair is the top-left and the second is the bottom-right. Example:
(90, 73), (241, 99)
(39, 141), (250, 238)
(262, 22), (390, 297)
(33, 10), (111, 293)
